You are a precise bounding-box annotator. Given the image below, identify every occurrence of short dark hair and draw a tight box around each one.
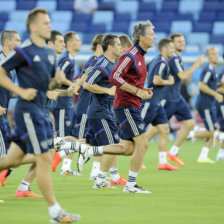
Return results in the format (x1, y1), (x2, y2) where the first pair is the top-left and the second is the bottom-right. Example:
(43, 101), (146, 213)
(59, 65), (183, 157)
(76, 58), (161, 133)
(119, 34), (132, 48)
(157, 38), (173, 52)
(64, 31), (77, 46)
(91, 34), (105, 52)
(48, 30), (63, 44)
(169, 33), (184, 41)
(27, 8), (48, 32)
(0, 30), (18, 46)
(101, 34), (118, 52)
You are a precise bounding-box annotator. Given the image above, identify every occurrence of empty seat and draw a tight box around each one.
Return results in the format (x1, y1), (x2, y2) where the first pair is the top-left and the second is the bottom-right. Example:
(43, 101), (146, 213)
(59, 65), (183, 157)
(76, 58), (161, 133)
(92, 11), (114, 31)
(116, 1), (139, 20)
(175, 13), (194, 21)
(179, 0), (203, 14)
(153, 21), (171, 33)
(187, 32), (209, 48)
(36, 0), (57, 11)
(198, 12), (217, 22)
(50, 11), (73, 23)
(0, 1), (16, 12)
(112, 22), (129, 33)
(210, 35), (224, 44)
(0, 12), (9, 22)
(98, 2), (115, 11)
(57, 0), (74, 11)
(138, 2), (156, 13)
(213, 22), (224, 35)
(5, 21), (26, 36)
(72, 13), (92, 23)
(16, 0), (36, 10)
(171, 21), (192, 35)
(70, 22), (88, 32)
(114, 13), (132, 23)
(154, 32), (167, 44)
(89, 24), (107, 33)
(10, 11), (30, 22)
(161, 1), (179, 12)
(193, 22), (213, 32)
(137, 12), (154, 21)
(203, 1), (220, 12)
(51, 22), (70, 34)
(155, 12), (176, 22)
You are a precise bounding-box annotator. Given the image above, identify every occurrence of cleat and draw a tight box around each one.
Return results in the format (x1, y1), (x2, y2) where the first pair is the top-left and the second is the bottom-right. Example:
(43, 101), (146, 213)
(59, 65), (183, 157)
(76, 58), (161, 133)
(216, 156), (224, 161)
(50, 210), (81, 223)
(93, 181), (116, 189)
(15, 189), (43, 198)
(77, 144), (90, 173)
(167, 152), (185, 167)
(52, 152), (62, 172)
(89, 175), (97, 181)
(213, 131), (219, 149)
(158, 162), (179, 171)
(123, 184), (152, 194)
(140, 162), (146, 169)
(54, 137), (65, 152)
(60, 169), (82, 176)
(110, 176), (127, 186)
(197, 158), (215, 164)
(0, 169), (8, 187)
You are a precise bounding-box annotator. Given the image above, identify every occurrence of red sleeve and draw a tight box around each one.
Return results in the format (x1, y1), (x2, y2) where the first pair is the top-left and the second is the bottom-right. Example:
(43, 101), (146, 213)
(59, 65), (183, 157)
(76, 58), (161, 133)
(110, 55), (134, 87)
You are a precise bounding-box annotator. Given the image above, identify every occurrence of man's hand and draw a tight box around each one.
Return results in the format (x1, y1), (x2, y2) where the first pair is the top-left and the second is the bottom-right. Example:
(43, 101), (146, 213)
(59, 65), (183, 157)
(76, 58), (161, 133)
(47, 90), (60, 101)
(215, 93), (223, 103)
(0, 106), (7, 116)
(136, 88), (153, 99)
(19, 88), (37, 101)
(68, 83), (79, 96)
(168, 75), (174, 85)
(107, 86), (116, 96)
(195, 56), (204, 67)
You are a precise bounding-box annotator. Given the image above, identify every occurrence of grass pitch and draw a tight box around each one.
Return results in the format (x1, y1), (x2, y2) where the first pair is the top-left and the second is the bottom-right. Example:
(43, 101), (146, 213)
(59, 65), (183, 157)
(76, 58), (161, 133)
(0, 140), (224, 224)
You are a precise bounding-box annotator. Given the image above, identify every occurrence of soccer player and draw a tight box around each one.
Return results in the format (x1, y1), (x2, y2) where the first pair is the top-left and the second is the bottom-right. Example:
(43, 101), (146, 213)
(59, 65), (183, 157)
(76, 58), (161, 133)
(141, 38), (178, 171)
(78, 21), (155, 193)
(194, 47), (222, 163)
(0, 8), (80, 223)
(156, 33), (204, 167)
(216, 52), (224, 161)
(51, 31), (82, 176)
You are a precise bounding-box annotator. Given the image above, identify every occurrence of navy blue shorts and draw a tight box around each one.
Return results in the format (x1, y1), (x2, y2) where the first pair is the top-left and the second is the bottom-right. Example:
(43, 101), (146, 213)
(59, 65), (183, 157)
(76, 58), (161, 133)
(0, 120), (11, 157)
(71, 113), (88, 139)
(164, 97), (192, 121)
(141, 102), (168, 126)
(11, 111), (49, 154)
(114, 107), (146, 141)
(216, 104), (224, 131)
(43, 110), (54, 149)
(52, 108), (73, 137)
(197, 107), (217, 131)
(85, 124), (98, 146)
(87, 117), (120, 146)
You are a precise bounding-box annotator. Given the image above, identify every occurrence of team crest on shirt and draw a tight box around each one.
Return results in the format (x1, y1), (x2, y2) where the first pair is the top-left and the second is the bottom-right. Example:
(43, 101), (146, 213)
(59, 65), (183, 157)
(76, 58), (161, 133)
(40, 140), (48, 149)
(48, 54), (55, 65)
(66, 121), (71, 126)
(48, 138), (53, 146)
(114, 133), (119, 140)
(138, 123), (145, 130)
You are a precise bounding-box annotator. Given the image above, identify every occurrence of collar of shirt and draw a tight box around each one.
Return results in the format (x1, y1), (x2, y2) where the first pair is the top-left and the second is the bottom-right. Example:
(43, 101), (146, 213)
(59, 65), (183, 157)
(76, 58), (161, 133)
(134, 44), (146, 55)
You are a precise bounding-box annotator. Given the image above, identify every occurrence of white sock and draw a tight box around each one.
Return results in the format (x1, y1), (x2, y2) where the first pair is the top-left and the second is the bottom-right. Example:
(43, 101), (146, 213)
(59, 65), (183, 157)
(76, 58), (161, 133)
(58, 149), (75, 159)
(90, 161), (100, 177)
(109, 167), (120, 182)
(169, 146), (179, 156)
(217, 148), (224, 158)
(198, 147), (209, 160)
(87, 146), (103, 157)
(126, 171), (138, 188)
(61, 158), (72, 171)
(95, 171), (107, 185)
(17, 180), (30, 191)
(48, 202), (62, 218)
(60, 142), (79, 152)
(159, 152), (167, 165)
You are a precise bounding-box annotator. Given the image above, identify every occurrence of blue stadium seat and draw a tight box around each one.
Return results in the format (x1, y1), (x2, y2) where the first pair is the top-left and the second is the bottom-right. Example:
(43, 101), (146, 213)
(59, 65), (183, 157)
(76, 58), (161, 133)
(50, 11), (73, 23)
(203, 1), (220, 12)
(57, 0), (74, 11)
(92, 11), (114, 32)
(16, 0), (36, 10)
(71, 22), (88, 32)
(155, 12), (176, 22)
(193, 22), (213, 32)
(171, 21), (192, 35)
(142, 0), (163, 11)
(112, 22), (129, 33)
(198, 12), (217, 22)
(0, 12), (9, 22)
(217, 12), (224, 21)
(0, 21), (5, 32)
(4, 21), (26, 36)
(210, 35), (224, 44)
(137, 12), (154, 21)
(175, 13), (194, 21)
(51, 22), (70, 34)
(161, 1), (179, 12)
(154, 32), (167, 44)
(98, 2), (115, 11)
(153, 21), (171, 33)
(72, 13), (92, 23)
(187, 32), (209, 48)
(114, 13), (132, 23)
(36, 0), (57, 11)
(115, 1), (139, 20)
(10, 11), (30, 22)
(0, 0), (16, 12)
(213, 22), (224, 35)
(83, 33), (98, 44)
(138, 2), (156, 13)
(179, 0), (203, 14)
(89, 24), (107, 33)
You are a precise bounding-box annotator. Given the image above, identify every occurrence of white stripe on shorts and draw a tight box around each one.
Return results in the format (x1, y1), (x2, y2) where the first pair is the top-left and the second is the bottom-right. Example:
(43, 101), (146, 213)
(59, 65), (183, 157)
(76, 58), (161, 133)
(101, 119), (114, 144)
(0, 130), (6, 157)
(59, 109), (65, 137)
(124, 108), (139, 136)
(204, 109), (214, 131)
(23, 113), (41, 154)
(141, 102), (150, 119)
(220, 105), (224, 119)
(79, 114), (87, 139)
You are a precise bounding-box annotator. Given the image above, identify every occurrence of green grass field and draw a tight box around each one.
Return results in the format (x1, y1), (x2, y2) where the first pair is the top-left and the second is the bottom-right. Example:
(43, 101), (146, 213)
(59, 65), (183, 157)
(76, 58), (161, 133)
(0, 140), (224, 224)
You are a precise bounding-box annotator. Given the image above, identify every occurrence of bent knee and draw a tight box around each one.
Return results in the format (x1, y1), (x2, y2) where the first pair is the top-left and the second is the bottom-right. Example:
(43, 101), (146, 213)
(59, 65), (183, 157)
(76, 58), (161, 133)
(184, 119), (194, 130)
